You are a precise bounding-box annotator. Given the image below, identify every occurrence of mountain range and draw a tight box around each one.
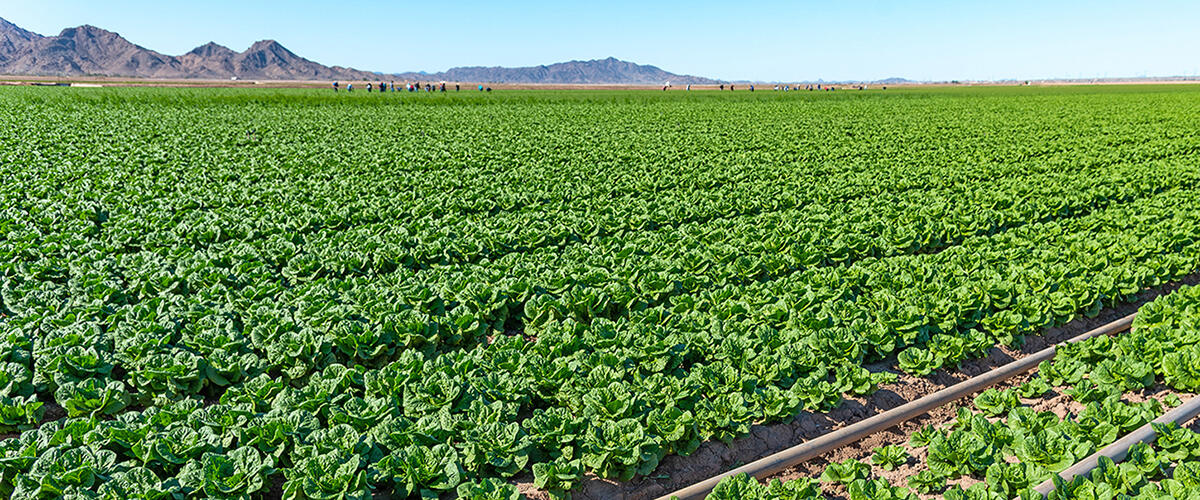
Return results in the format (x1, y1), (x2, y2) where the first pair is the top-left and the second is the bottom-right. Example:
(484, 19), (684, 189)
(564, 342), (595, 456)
(392, 58), (719, 85)
(0, 17), (719, 84)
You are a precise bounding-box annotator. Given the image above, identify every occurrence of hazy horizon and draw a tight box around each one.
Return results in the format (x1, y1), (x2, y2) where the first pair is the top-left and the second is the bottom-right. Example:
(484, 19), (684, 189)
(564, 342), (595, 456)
(4, 0), (1199, 82)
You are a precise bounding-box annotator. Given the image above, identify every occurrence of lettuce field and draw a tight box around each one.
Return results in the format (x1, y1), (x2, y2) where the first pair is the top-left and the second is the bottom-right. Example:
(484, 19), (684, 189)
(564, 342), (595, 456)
(3, 85), (1200, 499)
(714, 283), (1200, 499)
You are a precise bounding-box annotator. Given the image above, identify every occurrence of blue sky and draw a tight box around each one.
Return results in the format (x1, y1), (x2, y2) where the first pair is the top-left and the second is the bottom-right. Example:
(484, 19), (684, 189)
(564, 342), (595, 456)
(3, 0), (1199, 81)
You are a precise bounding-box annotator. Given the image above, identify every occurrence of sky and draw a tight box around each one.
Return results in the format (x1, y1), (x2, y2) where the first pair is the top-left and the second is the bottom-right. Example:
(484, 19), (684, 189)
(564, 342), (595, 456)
(3, 0), (1199, 82)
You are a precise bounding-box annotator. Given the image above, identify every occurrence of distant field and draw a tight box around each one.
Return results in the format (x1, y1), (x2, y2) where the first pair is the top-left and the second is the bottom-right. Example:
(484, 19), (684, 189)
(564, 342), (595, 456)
(3, 85), (1200, 499)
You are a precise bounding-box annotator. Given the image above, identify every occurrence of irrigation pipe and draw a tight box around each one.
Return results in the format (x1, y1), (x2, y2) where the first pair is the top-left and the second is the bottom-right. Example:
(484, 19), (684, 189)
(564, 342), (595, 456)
(1030, 394), (1200, 497)
(659, 313), (1138, 500)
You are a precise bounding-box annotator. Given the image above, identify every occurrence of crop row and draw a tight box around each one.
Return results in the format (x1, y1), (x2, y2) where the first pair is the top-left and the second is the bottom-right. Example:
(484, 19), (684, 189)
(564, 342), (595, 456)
(708, 282), (1200, 499)
(6, 87), (1196, 221)
(7, 172), (1200, 404)
(4, 86), (1200, 498)
(5, 184), (1200, 498)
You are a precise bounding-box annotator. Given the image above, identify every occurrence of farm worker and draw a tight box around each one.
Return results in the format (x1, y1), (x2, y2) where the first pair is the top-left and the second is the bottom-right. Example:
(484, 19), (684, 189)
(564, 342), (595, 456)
(479, 84), (484, 91)
(456, 84), (460, 91)
(719, 84), (724, 91)
(749, 85), (754, 91)
(333, 81), (339, 92)
(686, 84), (691, 91)
(731, 85), (735, 91)
(367, 83), (373, 92)
(347, 83), (353, 91)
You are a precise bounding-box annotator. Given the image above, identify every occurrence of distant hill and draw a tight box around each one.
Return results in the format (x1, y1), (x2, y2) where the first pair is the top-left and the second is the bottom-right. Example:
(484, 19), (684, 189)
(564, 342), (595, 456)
(0, 17), (40, 63)
(395, 57), (719, 85)
(0, 17), (720, 84)
(0, 19), (379, 80)
(4, 25), (185, 78)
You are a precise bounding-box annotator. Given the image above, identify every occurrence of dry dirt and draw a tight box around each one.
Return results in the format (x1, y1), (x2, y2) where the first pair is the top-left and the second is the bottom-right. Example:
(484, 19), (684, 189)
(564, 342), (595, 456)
(773, 379), (1196, 500)
(516, 273), (1200, 500)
